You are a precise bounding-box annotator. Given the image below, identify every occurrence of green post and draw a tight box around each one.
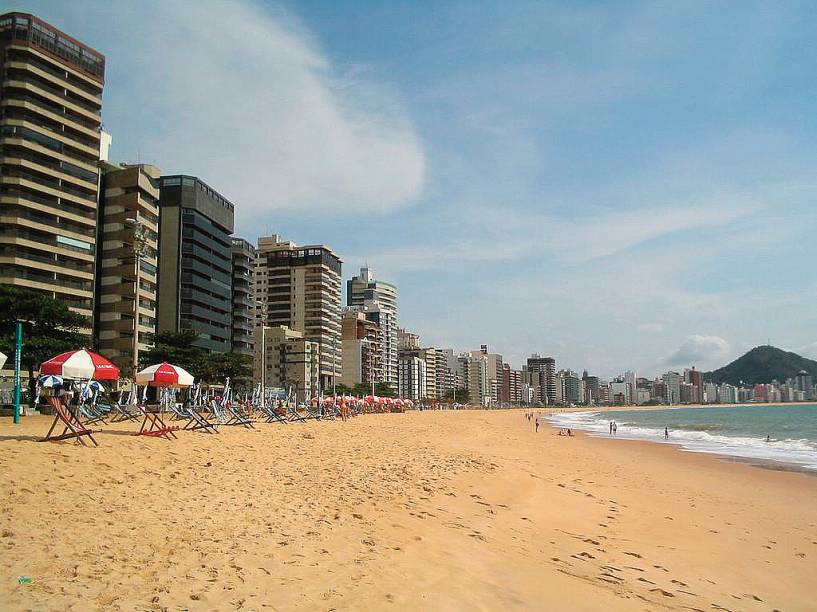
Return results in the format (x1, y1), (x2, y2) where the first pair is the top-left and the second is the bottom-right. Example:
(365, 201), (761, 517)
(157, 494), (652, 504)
(13, 320), (22, 424)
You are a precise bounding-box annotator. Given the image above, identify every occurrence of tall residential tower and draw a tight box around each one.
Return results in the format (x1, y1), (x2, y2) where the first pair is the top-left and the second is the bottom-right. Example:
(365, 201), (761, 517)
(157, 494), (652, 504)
(157, 175), (234, 353)
(0, 13), (105, 321)
(255, 235), (342, 391)
(94, 163), (161, 378)
(347, 267), (398, 389)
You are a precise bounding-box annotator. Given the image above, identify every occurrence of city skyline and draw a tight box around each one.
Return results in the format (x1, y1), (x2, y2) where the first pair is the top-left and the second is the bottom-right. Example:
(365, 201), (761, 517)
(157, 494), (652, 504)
(17, 0), (817, 378)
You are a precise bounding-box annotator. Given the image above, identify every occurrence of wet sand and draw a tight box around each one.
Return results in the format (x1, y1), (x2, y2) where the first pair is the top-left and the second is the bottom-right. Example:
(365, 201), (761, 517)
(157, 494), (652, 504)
(1, 410), (816, 610)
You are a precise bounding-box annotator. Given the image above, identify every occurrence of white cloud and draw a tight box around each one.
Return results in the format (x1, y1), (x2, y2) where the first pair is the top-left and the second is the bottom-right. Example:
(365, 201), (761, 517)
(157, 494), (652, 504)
(797, 341), (817, 360)
(664, 335), (731, 367)
(77, 0), (425, 228)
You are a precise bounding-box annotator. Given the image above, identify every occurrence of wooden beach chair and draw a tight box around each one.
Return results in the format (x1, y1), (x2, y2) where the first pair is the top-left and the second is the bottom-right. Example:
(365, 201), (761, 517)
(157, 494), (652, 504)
(41, 396), (98, 446)
(136, 404), (179, 440)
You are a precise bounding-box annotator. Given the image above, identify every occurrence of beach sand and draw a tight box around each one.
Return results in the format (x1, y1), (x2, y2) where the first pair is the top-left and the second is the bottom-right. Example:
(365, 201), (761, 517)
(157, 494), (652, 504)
(1, 410), (816, 611)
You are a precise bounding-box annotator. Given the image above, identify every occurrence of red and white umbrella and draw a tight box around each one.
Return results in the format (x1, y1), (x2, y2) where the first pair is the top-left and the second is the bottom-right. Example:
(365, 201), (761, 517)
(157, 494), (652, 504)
(135, 362), (194, 387)
(40, 349), (120, 380)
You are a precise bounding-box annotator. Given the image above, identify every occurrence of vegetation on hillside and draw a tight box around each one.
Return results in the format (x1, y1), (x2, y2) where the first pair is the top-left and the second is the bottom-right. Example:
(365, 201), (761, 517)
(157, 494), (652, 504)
(705, 345), (817, 385)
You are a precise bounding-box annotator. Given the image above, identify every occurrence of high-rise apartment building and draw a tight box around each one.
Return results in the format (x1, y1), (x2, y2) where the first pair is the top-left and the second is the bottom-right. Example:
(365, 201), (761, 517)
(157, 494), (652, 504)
(435, 348), (457, 399)
(470, 346), (503, 404)
(94, 162), (160, 378)
(230, 237), (255, 356)
(398, 353), (427, 401)
(256, 235), (342, 390)
(254, 325), (320, 401)
(795, 370), (814, 400)
(340, 308), (383, 387)
(0, 13), (105, 321)
(347, 267), (398, 389)
(662, 371), (681, 404)
(157, 175), (234, 353)
(397, 327), (420, 350)
(502, 364), (522, 406)
(526, 355), (556, 405)
(458, 353), (489, 405)
(398, 346), (436, 400)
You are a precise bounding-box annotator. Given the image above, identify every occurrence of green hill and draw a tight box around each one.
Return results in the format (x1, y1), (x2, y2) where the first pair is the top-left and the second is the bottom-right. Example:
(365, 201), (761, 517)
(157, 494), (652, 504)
(705, 345), (817, 385)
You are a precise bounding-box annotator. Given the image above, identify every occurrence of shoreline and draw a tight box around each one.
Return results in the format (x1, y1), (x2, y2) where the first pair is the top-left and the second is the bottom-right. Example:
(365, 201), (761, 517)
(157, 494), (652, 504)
(545, 401), (817, 413)
(544, 406), (817, 475)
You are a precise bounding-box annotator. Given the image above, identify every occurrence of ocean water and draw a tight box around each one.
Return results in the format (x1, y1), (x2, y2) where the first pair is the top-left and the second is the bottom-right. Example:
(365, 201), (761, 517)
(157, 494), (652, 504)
(547, 404), (817, 472)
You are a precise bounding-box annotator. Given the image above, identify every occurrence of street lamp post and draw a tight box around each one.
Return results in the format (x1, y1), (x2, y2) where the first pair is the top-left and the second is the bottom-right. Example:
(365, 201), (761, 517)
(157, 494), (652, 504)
(125, 218), (148, 387)
(12, 320), (22, 424)
(332, 333), (337, 397)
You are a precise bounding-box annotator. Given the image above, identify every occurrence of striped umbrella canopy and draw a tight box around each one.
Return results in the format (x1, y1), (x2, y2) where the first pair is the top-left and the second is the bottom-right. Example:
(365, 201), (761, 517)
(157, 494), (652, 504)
(135, 362), (194, 387)
(0, 351), (6, 370)
(37, 374), (63, 388)
(41, 349), (120, 380)
(86, 380), (105, 393)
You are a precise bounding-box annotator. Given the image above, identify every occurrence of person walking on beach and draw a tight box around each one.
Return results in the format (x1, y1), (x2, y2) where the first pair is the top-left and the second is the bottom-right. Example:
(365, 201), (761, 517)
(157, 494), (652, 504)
(535, 417), (540, 433)
(664, 426), (669, 440)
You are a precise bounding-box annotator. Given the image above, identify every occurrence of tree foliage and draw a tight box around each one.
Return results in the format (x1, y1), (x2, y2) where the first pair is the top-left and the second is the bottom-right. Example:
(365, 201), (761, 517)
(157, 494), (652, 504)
(705, 345), (817, 385)
(0, 286), (89, 406)
(139, 331), (253, 389)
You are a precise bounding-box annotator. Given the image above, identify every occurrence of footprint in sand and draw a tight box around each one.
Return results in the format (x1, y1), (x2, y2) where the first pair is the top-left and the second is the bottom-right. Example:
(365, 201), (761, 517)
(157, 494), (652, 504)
(572, 551), (595, 560)
(598, 573), (622, 584)
(649, 588), (674, 598)
(624, 551), (643, 559)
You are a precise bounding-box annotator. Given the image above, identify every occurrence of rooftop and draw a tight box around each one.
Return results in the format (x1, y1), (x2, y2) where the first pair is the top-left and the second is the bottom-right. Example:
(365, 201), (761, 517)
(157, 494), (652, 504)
(0, 12), (105, 82)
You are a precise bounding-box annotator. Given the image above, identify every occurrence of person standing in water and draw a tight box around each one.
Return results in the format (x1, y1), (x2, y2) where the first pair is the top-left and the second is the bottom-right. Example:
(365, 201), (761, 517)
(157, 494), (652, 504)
(609, 421), (613, 435)
(612, 421), (617, 436)
(664, 426), (669, 440)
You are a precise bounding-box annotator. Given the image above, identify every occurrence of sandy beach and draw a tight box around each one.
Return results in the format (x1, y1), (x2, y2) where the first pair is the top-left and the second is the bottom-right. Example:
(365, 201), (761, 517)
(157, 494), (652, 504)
(1, 410), (816, 611)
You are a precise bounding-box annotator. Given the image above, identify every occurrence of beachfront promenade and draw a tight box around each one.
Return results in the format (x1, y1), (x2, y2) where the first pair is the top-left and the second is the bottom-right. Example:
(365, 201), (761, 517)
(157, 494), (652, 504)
(1, 410), (815, 610)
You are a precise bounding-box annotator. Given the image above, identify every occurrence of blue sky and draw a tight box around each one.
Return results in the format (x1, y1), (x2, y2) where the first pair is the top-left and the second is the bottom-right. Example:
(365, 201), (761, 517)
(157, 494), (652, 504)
(24, 1), (817, 376)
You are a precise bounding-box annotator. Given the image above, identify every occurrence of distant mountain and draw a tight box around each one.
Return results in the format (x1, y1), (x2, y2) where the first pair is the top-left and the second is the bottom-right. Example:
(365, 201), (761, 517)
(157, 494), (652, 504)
(705, 345), (817, 385)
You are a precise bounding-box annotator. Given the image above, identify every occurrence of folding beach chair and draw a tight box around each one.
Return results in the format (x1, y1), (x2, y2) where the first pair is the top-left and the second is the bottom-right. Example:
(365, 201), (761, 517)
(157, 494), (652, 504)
(136, 394), (179, 440)
(182, 402), (219, 434)
(222, 402), (255, 429)
(260, 402), (288, 424)
(210, 399), (229, 425)
(109, 389), (142, 422)
(41, 396), (98, 446)
(107, 401), (140, 422)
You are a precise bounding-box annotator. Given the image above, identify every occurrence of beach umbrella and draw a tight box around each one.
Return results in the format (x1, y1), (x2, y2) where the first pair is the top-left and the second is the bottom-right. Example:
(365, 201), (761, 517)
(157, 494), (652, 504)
(0, 351), (6, 370)
(40, 349), (120, 380)
(86, 380), (105, 393)
(135, 362), (194, 387)
(37, 374), (63, 388)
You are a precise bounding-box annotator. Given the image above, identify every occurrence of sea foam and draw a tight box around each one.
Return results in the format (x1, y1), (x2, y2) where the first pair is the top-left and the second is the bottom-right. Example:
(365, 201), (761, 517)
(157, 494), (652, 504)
(547, 410), (817, 471)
